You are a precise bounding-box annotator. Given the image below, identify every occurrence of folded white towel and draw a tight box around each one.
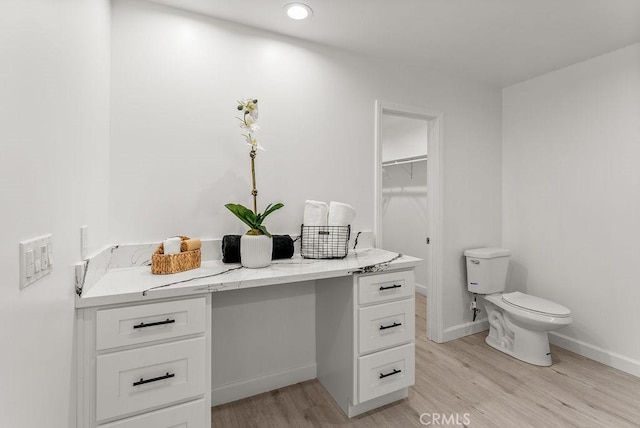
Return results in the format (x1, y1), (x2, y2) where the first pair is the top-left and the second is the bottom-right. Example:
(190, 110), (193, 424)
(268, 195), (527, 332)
(303, 200), (329, 226)
(163, 237), (182, 255)
(328, 201), (356, 226)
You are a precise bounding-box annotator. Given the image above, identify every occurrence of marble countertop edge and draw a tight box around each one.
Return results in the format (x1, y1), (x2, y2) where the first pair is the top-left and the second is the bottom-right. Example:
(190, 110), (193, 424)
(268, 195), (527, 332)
(76, 249), (422, 309)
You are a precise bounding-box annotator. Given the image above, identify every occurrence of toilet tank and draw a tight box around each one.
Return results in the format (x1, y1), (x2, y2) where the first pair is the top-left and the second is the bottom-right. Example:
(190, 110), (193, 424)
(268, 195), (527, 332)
(464, 248), (511, 294)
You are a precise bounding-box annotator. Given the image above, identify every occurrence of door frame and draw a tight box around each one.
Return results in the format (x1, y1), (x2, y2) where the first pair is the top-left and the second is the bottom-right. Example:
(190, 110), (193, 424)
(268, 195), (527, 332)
(374, 100), (444, 342)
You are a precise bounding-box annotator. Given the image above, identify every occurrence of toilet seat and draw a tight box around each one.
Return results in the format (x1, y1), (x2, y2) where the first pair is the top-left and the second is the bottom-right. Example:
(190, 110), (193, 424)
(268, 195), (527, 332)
(501, 292), (571, 318)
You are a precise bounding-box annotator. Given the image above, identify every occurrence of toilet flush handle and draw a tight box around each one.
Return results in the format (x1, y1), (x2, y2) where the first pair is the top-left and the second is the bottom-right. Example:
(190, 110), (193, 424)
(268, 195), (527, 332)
(470, 259), (480, 264)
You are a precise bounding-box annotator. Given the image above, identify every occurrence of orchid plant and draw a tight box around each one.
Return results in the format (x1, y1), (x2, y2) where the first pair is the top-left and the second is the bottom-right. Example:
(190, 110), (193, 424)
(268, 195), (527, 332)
(225, 98), (283, 237)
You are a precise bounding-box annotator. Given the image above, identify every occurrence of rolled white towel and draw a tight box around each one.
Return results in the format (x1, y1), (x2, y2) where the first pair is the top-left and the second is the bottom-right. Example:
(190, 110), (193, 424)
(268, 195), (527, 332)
(328, 201), (356, 226)
(303, 200), (328, 226)
(163, 237), (182, 255)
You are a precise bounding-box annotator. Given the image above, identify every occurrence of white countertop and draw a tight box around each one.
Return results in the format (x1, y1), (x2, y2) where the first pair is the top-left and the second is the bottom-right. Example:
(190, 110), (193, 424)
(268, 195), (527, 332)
(76, 248), (421, 308)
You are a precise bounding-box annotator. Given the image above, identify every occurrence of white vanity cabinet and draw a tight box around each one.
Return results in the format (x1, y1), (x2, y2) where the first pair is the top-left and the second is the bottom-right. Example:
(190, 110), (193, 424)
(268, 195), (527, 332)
(77, 295), (211, 428)
(316, 268), (416, 417)
(76, 249), (420, 424)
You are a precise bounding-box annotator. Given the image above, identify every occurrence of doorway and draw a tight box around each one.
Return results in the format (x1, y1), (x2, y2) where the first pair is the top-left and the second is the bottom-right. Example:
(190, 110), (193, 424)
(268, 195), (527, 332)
(374, 101), (443, 342)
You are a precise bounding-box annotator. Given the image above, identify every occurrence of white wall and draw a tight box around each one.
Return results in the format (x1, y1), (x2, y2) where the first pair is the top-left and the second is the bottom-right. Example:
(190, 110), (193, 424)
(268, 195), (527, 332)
(0, 1), (111, 427)
(503, 43), (640, 374)
(111, 0), (502, 345)
(210, 281), (315, 404)
(382, 162), (428, 289)
(381, 114), (429, 162)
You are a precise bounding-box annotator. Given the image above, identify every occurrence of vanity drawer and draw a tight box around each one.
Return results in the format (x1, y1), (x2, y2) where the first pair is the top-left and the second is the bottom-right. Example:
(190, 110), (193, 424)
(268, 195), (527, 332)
(96, 337), (206, 422)
(96, 297), (206, 350)
(99, 398), (207, 428)
(358, 270), (414, 305)
(357, 343), (415, 403)
(358, 298), (415, 355)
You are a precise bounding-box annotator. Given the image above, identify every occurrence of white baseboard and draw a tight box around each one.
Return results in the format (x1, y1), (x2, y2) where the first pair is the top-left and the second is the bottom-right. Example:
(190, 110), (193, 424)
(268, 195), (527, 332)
(211, 363), (317, 406)
(442, 318), (489, 342)
(549, 332), (640, 378)
(415, 283), (427, 296)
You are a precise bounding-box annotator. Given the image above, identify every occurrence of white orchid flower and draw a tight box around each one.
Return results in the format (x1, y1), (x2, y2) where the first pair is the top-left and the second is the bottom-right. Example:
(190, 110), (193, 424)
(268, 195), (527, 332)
(239, 120), (259, 133)
(239, 98), (259, 120)
(245, 100), (258, 122)
(245, 135), (265, 151)
(237, 98), (263, 150)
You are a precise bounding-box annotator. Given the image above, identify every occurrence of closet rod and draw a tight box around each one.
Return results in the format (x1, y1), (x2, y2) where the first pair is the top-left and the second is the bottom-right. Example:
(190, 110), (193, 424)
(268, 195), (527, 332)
(382, 155), (428, 167)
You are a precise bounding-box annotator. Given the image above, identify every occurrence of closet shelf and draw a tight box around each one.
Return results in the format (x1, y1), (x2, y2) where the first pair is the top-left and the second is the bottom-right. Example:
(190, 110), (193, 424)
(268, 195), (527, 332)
(382, 155), (428, 167)
(382, 155), (427, 179)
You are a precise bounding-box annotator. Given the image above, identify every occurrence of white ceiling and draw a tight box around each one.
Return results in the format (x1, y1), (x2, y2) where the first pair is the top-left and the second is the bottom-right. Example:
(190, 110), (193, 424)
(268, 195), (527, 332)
(148, 0), (640, 87)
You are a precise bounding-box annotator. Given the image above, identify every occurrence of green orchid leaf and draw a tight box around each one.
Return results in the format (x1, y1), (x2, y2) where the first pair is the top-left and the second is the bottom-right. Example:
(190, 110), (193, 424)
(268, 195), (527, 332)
(225, 203), (258, 229)
(255, 204), (268, 224)
(256, 203), (276, 224)
(245, 208), (259, 224)
(240, 204), (258, 222)
(261, 203), (284, 220)
(256, 225), (271, 238)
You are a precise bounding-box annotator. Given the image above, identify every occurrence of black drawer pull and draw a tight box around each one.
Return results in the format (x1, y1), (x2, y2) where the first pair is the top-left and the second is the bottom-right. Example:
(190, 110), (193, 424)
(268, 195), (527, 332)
(379, 284), (402, 291)
(133, 318), (176, 329)
(379, 322), (402, 331)
(133, 372), (175, 386)
(379, 368), (402, 379)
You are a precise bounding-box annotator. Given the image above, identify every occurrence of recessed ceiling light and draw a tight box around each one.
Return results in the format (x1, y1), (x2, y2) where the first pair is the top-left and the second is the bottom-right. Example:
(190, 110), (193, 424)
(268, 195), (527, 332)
(284, 3), (313, 20)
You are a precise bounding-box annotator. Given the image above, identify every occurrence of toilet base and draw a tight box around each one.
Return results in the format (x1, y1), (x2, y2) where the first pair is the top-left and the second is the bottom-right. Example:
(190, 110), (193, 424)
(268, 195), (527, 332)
(486, 326), (552, 366)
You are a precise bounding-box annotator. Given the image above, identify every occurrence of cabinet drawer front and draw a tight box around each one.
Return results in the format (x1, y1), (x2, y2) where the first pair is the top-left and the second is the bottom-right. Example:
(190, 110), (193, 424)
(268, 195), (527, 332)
(357, 343), (415, 403)
(358, 270), (415, 305)
(96, 337), (206, 422)
(358, 299), (415, 355)
(99, 398), (207, 428)
(96, 297), (206, 350)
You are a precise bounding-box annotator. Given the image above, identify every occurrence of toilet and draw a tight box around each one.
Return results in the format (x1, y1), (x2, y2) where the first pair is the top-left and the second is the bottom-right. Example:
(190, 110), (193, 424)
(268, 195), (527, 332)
(464, 247), (572, 366)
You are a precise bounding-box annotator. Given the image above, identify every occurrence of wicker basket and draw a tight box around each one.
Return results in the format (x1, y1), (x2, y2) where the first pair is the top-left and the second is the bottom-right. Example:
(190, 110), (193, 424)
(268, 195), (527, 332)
(151, 248), (201, 275)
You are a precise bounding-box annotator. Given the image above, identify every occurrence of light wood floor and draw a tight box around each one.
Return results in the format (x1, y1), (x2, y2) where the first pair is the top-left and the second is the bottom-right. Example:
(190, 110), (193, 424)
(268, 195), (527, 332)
(212, 294), (640, 427)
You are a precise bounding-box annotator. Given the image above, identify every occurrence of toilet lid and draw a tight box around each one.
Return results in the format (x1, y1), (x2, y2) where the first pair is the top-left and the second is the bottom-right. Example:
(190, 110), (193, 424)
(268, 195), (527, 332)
(502, 292), (571, 317)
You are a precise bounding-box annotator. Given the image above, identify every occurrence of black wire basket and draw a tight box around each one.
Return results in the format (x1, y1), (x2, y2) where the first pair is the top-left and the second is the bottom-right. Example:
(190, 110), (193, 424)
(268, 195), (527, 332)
(300, 225), (351, 259)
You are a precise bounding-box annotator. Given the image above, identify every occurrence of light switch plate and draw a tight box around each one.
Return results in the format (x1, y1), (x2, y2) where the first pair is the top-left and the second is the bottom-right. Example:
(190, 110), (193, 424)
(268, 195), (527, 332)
(80, 225), (89, 260)
(20, 234), (53, 289)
